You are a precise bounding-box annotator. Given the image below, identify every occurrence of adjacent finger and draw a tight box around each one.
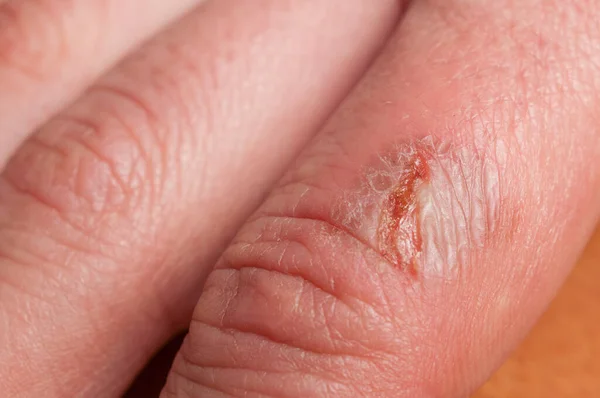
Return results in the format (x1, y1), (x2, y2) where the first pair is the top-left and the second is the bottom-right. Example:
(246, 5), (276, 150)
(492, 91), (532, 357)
(0, 0), (203, 169)
(0, 0), (402, 396)
(165, 1), (600, 397)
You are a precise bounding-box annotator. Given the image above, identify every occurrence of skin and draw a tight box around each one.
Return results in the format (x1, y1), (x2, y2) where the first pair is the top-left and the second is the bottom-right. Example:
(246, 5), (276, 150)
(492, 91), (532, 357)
(0, 0), (599, 397)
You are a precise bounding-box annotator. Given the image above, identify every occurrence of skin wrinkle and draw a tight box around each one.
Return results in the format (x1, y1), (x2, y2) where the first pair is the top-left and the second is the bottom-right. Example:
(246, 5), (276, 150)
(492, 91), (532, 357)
(8, 112), (148, 221)
(0, 172), (64, 215)
(246, 212), (396, 283)
(249, 190), (420, 337)
(183, 308), (417, 396)
(207, 269), (341, 357)
(227, 214), (407, 324)
(90, 83), (162, 134)
(92, 60), (207, 209)
(73, 90), (160, 206)
(211, 256), (401, 359)
(0, 222), (73, 270)
(168, 360), (235, 398)
(215, 213), (432, 374)
(187, 317), (373, 385)
(215, 264), (367, 356)
(0, 107), (176, 319)
(0, 190), (128, 267)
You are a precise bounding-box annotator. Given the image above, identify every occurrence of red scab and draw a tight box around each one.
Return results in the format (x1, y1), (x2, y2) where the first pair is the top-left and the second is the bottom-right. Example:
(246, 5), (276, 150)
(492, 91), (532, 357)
(377, 152), (430, 276)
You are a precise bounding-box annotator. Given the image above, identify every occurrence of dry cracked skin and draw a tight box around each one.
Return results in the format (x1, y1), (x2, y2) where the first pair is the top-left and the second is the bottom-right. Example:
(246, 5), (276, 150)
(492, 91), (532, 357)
(334, 136), (504, 279)
(181, 131), (520, 396)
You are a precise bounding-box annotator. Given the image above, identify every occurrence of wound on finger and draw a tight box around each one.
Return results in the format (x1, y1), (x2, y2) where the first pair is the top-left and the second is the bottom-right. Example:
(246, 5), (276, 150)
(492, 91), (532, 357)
(331, 135), (505, 280)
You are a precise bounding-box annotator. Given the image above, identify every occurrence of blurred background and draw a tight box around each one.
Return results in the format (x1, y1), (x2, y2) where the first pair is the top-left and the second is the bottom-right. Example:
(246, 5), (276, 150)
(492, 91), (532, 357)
(474, 225), (600, 397)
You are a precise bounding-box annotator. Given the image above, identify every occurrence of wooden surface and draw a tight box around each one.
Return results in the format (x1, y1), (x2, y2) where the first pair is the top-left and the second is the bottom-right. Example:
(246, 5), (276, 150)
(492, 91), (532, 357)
(474, 225), (600, 398)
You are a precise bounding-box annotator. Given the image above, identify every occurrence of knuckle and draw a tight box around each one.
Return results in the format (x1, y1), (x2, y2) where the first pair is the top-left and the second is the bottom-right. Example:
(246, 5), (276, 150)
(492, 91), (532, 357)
(5, 120), (137, 224)
(0, 117), (142, 290)
(0, 81), (175, 315)
(0, 85), (168, 241)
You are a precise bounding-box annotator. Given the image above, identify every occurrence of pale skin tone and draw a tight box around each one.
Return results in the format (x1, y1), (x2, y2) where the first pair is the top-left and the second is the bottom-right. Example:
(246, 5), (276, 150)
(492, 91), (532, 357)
(0, 0), (599, 397)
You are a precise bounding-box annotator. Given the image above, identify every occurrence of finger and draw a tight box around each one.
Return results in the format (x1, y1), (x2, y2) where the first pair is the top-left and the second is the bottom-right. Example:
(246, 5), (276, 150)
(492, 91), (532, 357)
(0, 0), (402, 396)
(165, 1), (600, 397)
(0, 0), (203, 169)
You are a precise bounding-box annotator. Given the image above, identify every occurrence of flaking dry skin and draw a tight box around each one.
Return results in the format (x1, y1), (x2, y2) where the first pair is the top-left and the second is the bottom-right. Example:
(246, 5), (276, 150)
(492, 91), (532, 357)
(377, 152), (429, 276)
(333, 136), (502, 279)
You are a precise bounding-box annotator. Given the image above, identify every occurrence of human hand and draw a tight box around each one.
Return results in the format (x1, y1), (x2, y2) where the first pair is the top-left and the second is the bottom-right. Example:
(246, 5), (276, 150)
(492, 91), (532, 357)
(1, 1), (599, 397)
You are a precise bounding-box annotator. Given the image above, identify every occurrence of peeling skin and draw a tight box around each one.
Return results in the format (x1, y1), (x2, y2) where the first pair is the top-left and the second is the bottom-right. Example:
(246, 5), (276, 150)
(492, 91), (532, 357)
(377, 152), (429, 276)
(334, 136), (502, 279)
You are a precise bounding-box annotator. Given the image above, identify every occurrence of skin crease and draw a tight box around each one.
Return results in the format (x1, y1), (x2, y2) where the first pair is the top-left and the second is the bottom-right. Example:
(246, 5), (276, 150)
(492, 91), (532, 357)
(0, 0), (599, 397)
(163, 1), (600, 397)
